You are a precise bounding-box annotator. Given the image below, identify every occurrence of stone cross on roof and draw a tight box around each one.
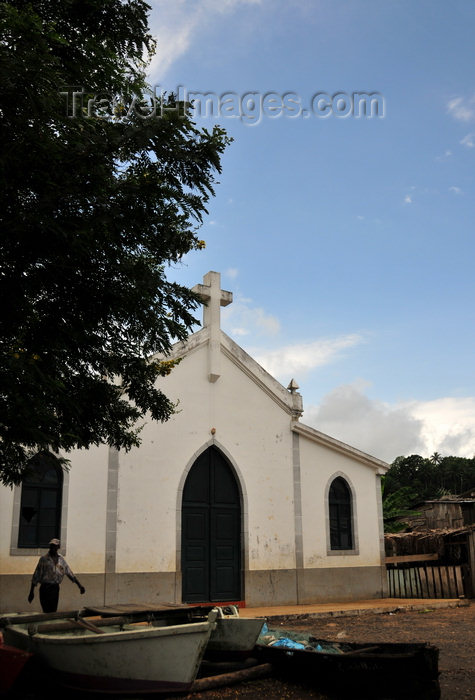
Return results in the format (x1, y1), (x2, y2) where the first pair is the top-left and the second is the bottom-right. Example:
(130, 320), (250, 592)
(192, 271), (232, 383)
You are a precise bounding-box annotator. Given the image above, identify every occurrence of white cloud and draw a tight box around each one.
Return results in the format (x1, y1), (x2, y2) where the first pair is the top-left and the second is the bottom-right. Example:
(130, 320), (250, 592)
(449, 186), (463, 195)
(147, 4), (197, 78)
(408, 397), (475, 458)
(225, 267), (239, 279)
(231, 327), (249, 337)
(447, 96), (475, 122)
(148, 0), (263, 79)
(403, 194), (413, 205)
(435, 149), (452, 162)
(252, 335), (364, 379)
(222, 296), (281, 338)
(304, 385), (424, 462)
(303, 385), (475, 463)
(460, 133), (475, 148)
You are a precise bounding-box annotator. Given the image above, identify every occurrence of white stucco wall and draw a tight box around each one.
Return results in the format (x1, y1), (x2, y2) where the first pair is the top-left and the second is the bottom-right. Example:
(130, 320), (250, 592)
(299, 435), (382, 568)
(114, 342), (297, 573)
(1, 333), (386, 588)
(65, 444), (109, 572)
(0, 444), (109, 576)
(0, 484), (16, 573)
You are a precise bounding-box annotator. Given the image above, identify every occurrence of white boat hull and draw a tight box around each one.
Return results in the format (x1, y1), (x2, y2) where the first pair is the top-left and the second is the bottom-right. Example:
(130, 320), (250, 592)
(206, 607), (264, 659)
(3, 614), (217, 694)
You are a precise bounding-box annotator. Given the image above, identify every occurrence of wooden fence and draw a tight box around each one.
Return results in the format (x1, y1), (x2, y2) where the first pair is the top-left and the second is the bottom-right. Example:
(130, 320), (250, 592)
(386, 553), (467, 599)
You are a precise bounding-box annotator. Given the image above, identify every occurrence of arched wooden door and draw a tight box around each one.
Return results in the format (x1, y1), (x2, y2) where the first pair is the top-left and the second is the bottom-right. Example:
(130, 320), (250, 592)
(181, 447), (241, 603)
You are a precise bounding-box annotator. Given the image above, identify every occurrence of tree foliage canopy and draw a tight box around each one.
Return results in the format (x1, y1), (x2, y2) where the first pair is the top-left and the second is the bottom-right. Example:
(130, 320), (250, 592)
(0, 0), (231, 485)
(384, 454), (475, 502)
(382, 453), (475, 531)
(381, 480), (421, 533)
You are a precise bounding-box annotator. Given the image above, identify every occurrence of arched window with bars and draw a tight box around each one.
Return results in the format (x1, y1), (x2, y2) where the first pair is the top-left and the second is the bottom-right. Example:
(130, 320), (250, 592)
(18, 454), (63, 548)
(329, 476), (353, 551)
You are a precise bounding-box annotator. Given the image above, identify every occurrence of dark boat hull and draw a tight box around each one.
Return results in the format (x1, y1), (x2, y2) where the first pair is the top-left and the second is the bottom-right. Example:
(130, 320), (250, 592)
(0, 639), (34, 694)
(254, 639), (440, 699)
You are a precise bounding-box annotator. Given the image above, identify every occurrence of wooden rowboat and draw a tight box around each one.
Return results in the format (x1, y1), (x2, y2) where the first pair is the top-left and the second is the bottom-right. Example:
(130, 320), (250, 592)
(1, 607), (218, 695)
(254, 626), (441, 699)
(84, 603), (264, 660)
(204, 605), (264, 660)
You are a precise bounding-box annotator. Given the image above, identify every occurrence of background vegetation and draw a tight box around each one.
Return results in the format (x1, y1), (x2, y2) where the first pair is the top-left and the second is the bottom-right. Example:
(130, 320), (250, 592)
(382, 453), (475, 532)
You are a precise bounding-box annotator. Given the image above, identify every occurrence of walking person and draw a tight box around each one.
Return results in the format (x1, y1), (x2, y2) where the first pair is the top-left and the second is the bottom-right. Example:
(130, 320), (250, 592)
(28, 538), (85, 613)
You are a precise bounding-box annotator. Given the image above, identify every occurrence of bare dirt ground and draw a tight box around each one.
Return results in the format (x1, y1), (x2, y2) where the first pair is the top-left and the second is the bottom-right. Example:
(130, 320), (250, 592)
(181, 603), (474, 700)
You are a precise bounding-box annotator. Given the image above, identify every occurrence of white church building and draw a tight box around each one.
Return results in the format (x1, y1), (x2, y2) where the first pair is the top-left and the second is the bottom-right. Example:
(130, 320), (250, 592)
(0, 272), (389, 612)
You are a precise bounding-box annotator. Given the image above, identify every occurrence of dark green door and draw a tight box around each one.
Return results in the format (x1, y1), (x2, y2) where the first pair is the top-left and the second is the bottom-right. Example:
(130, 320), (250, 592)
(182, 447), (241, 603)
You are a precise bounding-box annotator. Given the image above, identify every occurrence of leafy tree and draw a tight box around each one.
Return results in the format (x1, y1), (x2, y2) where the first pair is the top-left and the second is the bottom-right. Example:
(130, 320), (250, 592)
(438, 456), (475, 495)
(384, 453), (475, 506)
(0, 0), (231, 485)
(383, 454), (433, 498)
(381, 481), (421, 533)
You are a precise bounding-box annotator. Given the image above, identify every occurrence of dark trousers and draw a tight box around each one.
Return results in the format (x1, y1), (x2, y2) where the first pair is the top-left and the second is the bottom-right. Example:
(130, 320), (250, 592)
(39, 583), (60, 613)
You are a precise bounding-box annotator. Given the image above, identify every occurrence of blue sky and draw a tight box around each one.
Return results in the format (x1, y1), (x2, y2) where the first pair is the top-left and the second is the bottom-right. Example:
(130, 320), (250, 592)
(146, 0), (475, 463)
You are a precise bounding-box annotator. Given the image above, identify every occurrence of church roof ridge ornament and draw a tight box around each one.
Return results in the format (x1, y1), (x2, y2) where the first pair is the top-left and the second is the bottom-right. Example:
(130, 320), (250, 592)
(287, 378), (299, 393)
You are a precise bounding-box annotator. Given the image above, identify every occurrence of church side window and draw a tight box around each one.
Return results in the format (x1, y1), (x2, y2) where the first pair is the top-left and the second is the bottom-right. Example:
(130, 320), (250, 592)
(329, 476), (353, 550)
(18, 454), (63, 548)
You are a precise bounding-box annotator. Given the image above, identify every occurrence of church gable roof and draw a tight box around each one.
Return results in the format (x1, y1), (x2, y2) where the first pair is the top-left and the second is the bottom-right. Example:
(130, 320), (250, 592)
(158, 271), (389, 470)
(293, 421), (389, 473)
(165, 324), (303, 418)
(157, 271), (302, 418)
(221, 330), (303, 417)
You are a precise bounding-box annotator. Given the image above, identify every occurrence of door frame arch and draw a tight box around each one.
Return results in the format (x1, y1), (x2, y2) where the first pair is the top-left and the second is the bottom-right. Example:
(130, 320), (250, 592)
(176, 440), (248, 602)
